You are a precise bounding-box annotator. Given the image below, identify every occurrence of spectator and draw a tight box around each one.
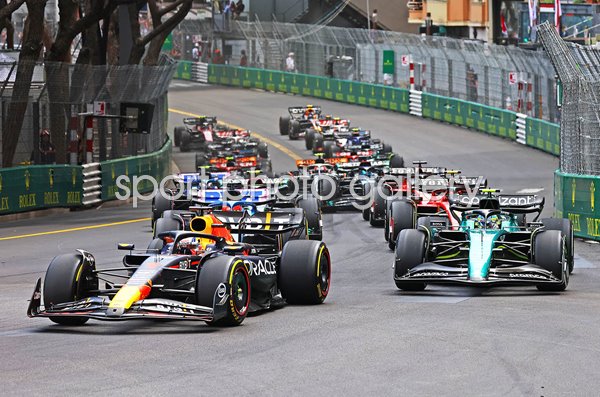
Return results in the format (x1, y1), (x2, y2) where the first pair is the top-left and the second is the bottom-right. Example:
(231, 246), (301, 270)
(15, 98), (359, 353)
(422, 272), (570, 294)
(192, 43), (200, 61)
(466, 65), (478, 102)
(212, 48), (224, 64)
(234, 0), (245, 19)
(285, 52), (296, 73)
(240, 49), (247, 66)
(34, 129), (56, 164)
(213, 0), (221, 14)
(371, 9), (378, 30)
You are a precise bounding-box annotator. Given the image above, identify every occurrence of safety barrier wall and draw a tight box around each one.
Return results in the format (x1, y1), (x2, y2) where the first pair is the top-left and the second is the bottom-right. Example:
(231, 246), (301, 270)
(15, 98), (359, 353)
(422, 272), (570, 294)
(0, 139), (172, 216)
(0, 165), (83, 215)
(555, 170), (600, 240)
(101, 138), (172, 201)
(177, 63), (600, 239)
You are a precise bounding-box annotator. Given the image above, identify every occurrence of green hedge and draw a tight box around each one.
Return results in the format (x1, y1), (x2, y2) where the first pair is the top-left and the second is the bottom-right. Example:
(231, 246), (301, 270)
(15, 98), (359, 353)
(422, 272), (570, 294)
(0, 164), (82, 215)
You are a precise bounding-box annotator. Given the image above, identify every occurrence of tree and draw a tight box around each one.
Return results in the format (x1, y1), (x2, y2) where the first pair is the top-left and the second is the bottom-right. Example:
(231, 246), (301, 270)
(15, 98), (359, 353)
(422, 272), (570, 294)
(2, 0), (45, 168)
(129, 0), (192, 65)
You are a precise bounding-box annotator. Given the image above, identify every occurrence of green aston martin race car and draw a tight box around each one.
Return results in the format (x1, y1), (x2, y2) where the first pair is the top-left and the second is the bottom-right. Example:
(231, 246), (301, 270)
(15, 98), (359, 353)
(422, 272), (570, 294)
(393, 189), (573, 292)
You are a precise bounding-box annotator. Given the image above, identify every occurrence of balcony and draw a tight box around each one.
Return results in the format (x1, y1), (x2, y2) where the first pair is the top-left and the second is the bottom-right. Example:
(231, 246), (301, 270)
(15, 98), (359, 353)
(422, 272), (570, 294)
(407, 0), (488, 26)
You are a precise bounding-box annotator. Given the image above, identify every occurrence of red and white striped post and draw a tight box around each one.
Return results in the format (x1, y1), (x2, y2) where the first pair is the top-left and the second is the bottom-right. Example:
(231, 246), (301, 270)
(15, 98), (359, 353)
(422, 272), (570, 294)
(85, 116), (93, 164)
(68, 115), (79, 165)
(409, 56), (415, 91)
(526, 82), (533, 115)
(516, 81), (524, 113)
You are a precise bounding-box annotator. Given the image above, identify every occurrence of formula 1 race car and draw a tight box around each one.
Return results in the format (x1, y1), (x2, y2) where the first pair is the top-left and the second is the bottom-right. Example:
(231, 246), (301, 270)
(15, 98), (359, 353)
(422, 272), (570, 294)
(279, 105), (322, 140)
(384, 170), (487, 250)
(320, 128), (395, 159)
(393, 189), (573, 292)
(174, 116), (218, 152)
(28, 213), (331, 327)
(195, 136), (271, 174)
(151, 173), (324, 240)
(305, 116), (350, 151)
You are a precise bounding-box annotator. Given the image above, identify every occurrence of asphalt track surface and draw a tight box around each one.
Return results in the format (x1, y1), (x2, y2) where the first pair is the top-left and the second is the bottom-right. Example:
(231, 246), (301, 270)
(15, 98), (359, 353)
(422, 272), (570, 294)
(2, 81), (600, 396)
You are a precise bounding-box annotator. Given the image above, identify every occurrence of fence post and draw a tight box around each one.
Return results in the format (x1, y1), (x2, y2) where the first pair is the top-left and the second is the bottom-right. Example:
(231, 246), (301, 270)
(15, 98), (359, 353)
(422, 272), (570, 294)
(430, 57), (435, 91)
(483, 66), (489, 105)
(409, 56), (415, 91)
(85, 115), (93, 164)
(448, 59), (453, 98)
(32, 101), (40, 165)
(68, 113), (79, 165)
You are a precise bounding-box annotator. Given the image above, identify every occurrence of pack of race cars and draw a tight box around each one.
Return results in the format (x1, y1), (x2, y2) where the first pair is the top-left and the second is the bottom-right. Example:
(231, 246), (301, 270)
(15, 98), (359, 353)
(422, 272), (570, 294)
(28, 104), (574, 329)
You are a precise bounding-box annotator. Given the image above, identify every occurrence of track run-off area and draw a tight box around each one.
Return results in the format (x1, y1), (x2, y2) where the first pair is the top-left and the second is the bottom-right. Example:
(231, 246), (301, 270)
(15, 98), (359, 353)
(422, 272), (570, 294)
(2, 81), (600, 395)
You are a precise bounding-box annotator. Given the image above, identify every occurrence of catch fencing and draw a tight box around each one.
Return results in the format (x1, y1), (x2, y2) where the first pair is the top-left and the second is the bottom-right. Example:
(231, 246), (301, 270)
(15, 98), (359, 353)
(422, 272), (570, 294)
(173, 20), (559, 123)
(0, 55), (175, 167)
(539, 21), (600, 176)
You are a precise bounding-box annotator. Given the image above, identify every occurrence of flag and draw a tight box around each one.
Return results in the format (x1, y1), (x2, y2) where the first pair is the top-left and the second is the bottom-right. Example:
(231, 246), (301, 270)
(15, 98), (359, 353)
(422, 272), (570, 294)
(500, 14), (508, 36)
(555, 0), (562, 33)
(528, 0), (537, 28)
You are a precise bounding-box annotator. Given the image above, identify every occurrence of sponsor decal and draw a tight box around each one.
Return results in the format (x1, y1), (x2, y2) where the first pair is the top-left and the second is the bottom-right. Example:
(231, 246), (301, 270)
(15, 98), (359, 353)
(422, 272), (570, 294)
(49, 169), (54, 189)
(44, 191), (60, 205)
(0, 197), (9, 211)
(586, 217), (600, 237)
(568, 213), (581, 232)
(508, 273), (548, 279)
(414, 271), (449, 277)
(245, 258), (277, 276)
(18, 193), (36, 209)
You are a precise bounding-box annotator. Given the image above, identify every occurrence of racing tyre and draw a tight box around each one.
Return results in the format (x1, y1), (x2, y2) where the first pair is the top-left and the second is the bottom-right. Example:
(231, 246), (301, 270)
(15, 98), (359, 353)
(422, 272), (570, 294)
(290, 120), (301, 140)
(361, 182), (372, 221)
(313, 135), (324, 153)
(180, 130), (191, 152)
(196, 256), (250, 326)
(535, 230), (568, 291)
(542, 218), (574, 274)
(388, 200), (416, 250)
(153, 216), (181, 238)
(314, 175), (337, 205)
(394, 229), (427, 291)
(305, 129), (316, 150)
(382, 143), (392, 154)
(152, 193), (172, 227)
(195, 153), (208, 170)
(369, 186), (388, 227)
(44, 253), (98, 325)
(147, 238), (164, 253)
(279, 240), (330, 304)
(258, 142), (269, 158)
(173, 126), (185, 147)
(298, 195), (322, 240)
(389, 154), (404, 168)
(279, 116), (290, 135)
(323, 141), (338, 158)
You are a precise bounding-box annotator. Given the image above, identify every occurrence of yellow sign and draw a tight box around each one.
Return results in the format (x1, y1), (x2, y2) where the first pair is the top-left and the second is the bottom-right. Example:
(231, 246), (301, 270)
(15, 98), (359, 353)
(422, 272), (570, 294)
(72, 168), (77, 187)
(591, 181), (595, 211)
(49, 169), (54, 189)
(572, 179), (576, 206)
(24, 170), (30, 191)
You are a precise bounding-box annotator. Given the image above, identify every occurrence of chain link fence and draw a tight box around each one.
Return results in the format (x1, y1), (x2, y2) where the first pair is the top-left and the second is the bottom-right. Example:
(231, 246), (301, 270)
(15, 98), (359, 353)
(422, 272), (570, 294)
(539, 21), (600, 175)
(171, 20), (560, 123)
(0, 54), (175, 167)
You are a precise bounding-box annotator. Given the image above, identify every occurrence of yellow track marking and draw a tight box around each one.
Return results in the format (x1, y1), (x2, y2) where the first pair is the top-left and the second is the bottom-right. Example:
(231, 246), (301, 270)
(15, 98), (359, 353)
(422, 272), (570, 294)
(168, 108), (302, 161)
(0, 218), (150, 241)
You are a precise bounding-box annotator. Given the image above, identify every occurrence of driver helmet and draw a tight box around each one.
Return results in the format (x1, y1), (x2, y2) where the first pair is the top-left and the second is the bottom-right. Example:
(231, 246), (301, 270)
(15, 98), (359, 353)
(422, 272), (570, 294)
(487, 214), (502, 230)
(472, 214), (485, 229)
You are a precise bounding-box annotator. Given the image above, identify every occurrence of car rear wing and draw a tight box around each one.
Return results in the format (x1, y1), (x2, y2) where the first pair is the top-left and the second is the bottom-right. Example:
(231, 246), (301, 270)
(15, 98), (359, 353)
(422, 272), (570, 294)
(183, 116), (217, 125)
(388, 167), (447, 176)
(449, 194), (545, 219)
(212, 210), (305, 234)
(288, 106), (322, 118)
(296, 157), (348, 168)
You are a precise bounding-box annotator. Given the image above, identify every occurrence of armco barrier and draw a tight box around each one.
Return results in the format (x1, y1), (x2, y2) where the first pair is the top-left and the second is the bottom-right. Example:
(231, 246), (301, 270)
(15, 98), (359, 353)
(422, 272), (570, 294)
(0, 139), (171, 216)
(101, 138), (172, 201)
(555, 170), (600, 239)
(0, 165), (83, 215)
